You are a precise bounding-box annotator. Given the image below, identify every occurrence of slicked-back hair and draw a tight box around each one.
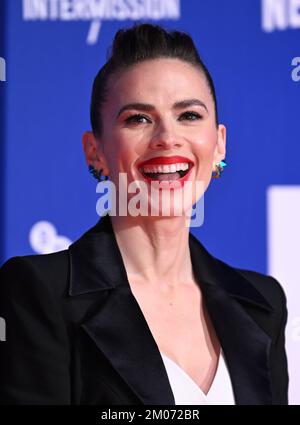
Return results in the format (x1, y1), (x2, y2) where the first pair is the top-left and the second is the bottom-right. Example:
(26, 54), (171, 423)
(90, 23), (218, 137)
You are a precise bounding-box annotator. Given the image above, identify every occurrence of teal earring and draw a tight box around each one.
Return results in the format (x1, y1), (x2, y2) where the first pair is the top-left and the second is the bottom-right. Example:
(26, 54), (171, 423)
(212, 160), (227, 178)
(88, 164), (109, 182)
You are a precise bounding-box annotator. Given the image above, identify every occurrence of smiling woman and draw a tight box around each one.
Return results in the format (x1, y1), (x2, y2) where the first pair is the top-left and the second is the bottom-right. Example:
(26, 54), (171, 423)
(0, 23), (289, 405)
(83, 27), (226, 219)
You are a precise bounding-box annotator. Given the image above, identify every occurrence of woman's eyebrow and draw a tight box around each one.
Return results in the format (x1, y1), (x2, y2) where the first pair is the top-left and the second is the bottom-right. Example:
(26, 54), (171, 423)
(117, 103), (154, 117)
(116, 98), (208, 117)
(173, 99), (208, 112)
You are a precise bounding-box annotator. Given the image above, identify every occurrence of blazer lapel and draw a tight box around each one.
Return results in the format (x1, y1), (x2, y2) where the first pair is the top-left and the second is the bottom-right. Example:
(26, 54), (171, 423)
(81, 285), (175, 404)
(189, 233), (274, 404)
(68, 214), (175, 405)
(68, 213), (274, 405)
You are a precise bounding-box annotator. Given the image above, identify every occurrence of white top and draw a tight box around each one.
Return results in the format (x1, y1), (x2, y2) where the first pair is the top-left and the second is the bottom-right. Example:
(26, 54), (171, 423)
(160, 349), (235, 405)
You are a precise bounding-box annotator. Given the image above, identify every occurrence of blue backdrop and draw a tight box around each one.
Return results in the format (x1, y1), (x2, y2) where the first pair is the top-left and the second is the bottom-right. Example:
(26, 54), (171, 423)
(0, 0), (5, 266)
(1, 0), (299, 403)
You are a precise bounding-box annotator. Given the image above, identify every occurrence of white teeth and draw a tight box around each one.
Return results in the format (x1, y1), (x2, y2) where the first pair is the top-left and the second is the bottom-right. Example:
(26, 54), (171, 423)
(177, 163), (189, 171)
(140, 162), (190, 174)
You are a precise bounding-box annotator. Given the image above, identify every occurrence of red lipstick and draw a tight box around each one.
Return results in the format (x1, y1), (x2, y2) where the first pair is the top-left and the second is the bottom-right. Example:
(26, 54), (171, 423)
(137, 155), (195, 190)
(138, 156), (194, 168)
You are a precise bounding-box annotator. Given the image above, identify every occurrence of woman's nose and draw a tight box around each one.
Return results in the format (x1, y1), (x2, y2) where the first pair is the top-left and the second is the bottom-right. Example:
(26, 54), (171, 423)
(149, 126), (183, 150)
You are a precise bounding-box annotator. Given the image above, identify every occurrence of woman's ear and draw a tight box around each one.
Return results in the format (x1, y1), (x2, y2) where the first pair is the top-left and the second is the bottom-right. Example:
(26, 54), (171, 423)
(82, 131), (109, 176)
(82, 131), (99, 165)
(213, 124), (226, 165)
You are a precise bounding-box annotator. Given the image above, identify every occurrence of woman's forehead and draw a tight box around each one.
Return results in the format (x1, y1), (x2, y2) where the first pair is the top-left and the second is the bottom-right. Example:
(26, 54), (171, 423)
(105, 59), (211, 109)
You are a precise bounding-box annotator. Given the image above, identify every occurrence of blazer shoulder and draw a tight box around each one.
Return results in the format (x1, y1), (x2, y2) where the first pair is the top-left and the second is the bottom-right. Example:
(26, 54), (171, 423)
(231, 265), (287, 311)
(0, 250), (69, 298)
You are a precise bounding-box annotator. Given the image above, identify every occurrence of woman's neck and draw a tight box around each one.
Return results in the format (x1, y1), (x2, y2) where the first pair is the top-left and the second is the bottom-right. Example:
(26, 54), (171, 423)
(110, 215), (194, 288)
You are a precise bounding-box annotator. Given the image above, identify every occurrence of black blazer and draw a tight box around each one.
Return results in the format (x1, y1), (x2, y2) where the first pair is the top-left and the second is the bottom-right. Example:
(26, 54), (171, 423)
(0, 213), (289, 405)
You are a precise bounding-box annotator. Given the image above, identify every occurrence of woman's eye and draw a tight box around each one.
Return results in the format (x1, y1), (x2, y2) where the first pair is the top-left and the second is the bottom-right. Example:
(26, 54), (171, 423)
(179, 111), (202, 121)
(125, 114), (151, 124)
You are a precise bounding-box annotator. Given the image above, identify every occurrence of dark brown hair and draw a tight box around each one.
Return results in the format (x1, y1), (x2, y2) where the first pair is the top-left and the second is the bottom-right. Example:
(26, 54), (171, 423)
(90, 23), (219, 137)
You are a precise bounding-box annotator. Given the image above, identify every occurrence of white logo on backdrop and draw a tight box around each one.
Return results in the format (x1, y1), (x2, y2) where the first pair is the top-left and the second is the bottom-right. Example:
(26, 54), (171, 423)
(0, 57), (6, 82)
(22, 0), (181, 45)
(291, 316), (300, 342)
(29, 221), (72, 254)
(291, 56), (300, 81)
(267, 185), (300, 405)
(262, 0), (300, 32)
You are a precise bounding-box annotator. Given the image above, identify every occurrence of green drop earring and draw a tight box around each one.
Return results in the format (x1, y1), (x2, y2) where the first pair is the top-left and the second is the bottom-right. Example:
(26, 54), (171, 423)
(212, 160), (227, 178)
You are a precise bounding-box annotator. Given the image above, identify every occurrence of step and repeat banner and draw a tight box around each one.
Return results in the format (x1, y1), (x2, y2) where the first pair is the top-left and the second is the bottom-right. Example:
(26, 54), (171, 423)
(0, 0), (300, 404)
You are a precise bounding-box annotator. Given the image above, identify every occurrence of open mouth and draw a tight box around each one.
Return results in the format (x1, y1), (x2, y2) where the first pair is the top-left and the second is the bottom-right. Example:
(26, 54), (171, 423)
(138, 162), (194, 183)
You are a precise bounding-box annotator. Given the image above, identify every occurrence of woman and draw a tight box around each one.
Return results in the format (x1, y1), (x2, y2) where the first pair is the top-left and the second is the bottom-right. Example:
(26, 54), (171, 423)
(0, 23), (288, 405)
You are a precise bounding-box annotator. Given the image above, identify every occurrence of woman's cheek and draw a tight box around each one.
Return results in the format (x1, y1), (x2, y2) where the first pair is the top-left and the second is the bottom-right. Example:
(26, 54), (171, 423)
(193, 136), (215, 163)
